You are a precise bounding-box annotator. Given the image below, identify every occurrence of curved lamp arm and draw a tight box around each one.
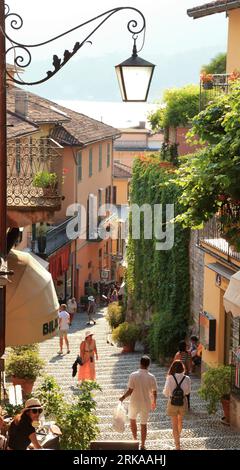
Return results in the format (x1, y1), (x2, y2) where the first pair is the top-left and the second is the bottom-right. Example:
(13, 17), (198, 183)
(3, 4), (146, 86)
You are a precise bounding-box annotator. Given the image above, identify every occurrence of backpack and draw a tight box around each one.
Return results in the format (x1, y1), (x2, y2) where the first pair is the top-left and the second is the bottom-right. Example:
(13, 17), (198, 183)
(170, 375), (186, 406)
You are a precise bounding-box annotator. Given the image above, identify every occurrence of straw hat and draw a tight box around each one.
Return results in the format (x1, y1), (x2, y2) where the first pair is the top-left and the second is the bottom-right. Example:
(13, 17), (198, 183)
(85, 330), (94, 339)
(24, 398), (42, 410)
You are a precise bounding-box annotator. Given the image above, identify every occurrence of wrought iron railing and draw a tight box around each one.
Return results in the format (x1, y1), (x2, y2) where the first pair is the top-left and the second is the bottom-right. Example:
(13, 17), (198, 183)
(7, 137), (63, 209)
(200, 74), (230, 111)
(197, 216), (240, 261)
(231, 351), (240, 397)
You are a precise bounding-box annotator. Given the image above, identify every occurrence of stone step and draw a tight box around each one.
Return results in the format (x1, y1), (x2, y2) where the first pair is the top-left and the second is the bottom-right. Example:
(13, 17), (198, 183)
(97, 422), (237, 437)
(97, 434), (240, 451)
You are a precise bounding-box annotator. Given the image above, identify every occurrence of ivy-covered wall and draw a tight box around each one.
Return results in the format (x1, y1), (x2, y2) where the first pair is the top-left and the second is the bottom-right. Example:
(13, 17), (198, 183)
(127, 155), (190, 360)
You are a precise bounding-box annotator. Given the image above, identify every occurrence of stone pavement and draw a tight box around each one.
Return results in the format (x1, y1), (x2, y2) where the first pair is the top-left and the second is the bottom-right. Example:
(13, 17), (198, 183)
(38, 307), (240, 450)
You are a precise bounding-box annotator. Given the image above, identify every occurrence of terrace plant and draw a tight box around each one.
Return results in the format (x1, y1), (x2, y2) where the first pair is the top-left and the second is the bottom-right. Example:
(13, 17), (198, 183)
(33, 171), (58, 188)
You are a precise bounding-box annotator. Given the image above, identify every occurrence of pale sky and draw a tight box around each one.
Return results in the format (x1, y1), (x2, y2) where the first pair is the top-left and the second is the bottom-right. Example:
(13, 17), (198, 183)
(7, 0), (227, 57)
(6, 0), (228, 101)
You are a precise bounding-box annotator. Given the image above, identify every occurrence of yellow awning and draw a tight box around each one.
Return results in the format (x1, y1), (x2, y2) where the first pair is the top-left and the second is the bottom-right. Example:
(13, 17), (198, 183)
(6, 250), (59, 346)
(223, 270), (240, 318)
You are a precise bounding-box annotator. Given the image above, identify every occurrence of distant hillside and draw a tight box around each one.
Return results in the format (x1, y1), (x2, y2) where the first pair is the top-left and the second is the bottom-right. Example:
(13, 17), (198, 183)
(22, 46), (225, 102)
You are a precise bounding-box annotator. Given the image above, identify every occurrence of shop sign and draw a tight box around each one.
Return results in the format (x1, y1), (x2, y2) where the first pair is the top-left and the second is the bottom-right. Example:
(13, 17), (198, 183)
(101, 269), (110, 280)
(199, 311), (216, 351)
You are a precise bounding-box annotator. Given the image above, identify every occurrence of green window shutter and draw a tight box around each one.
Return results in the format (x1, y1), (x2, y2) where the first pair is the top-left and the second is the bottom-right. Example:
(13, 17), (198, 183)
(107, 143), (111, 167)
(89, 149), (93, 177)
(99, 144), (102, 171)
(77, 151), (82, 181)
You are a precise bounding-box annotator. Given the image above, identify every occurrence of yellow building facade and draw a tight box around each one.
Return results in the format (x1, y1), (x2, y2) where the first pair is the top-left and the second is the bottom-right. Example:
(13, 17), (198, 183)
(188, 1), (240, 373)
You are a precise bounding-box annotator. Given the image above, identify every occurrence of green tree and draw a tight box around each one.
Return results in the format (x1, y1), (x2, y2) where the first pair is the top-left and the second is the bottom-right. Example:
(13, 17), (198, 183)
(148, 85), (199, 131)
(174, 81), (240, 232)
(201, 52), (226, 75)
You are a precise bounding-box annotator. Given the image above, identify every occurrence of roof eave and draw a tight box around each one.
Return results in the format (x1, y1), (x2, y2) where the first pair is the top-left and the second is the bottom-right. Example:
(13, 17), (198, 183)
(187, 1), (240, 18)
(81, 133), (121, 147)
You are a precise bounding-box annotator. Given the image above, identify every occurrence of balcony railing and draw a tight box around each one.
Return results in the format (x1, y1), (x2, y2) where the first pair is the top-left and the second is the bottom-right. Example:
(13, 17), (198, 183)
(7, 137), (63, 210)
(114, 140), (149, 150)
(33, 217), (75, 256)
(197, 216), (240, 261)
(200, 74), (229, 111)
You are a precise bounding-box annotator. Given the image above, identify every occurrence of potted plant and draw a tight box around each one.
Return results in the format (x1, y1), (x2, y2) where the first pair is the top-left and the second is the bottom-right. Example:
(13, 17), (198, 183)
(33, 171), (58, 196)
(198, 365), (231, 424)
(229, 69), (240, 81)
(112, 321), (141, 353)
(200, 72), (214, 89)
(5, 345), (45, 395)
(106, 302), (125, 330)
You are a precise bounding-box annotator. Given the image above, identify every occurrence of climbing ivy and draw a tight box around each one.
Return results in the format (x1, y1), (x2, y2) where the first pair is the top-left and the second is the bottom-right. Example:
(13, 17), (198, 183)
(127, 155), (190, 360)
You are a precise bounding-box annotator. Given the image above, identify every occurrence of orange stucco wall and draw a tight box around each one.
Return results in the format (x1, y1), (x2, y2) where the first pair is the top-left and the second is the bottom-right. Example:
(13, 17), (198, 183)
(227, 9), (240, 73)
(57, 140), (113, 222)
(76, 239), (112, 297)
(114, 179), (129, 205)
(168, 127), (202, 156)
(53, 140), (114, 297)
(114, 150), (145, 168)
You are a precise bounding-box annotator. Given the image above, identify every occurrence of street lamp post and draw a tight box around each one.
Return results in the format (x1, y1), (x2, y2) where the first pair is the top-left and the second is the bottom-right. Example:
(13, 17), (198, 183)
(0, 0), (7, 358)
(0, 1), (155, 357)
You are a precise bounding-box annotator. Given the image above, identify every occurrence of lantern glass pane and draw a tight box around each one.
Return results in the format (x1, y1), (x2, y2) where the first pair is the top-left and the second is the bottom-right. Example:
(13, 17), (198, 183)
(121, 65), (153, 101)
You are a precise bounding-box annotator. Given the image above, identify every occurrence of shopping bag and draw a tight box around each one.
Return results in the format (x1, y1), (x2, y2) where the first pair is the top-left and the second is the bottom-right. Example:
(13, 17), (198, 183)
(112, 402), (127, 433)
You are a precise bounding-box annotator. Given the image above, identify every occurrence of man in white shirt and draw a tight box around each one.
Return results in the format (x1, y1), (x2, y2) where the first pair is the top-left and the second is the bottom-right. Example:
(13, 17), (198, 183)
(58, 304), (70, 354)
(119, 355), (157, 450)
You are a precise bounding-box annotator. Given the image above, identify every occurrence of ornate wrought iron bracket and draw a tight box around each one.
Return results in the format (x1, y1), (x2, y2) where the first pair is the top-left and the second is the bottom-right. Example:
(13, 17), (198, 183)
(3, 4), (145, 86)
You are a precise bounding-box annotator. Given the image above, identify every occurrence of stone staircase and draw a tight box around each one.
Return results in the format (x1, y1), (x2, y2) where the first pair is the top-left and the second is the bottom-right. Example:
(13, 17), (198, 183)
(38, 307), (240, 450)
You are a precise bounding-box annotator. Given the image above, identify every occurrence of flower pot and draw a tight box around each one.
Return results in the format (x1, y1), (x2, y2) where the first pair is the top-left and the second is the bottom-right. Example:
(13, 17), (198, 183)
(42, 184), (58, 197)
(221, 397), (230, 424)
(203, 82), (213, 90)
(12, 376), (35, 395)
(121, 343), (135, 353)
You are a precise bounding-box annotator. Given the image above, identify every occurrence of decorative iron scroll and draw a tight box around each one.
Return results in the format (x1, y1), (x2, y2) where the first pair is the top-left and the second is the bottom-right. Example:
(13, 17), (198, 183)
(4, 5), (145, 86)
(7, 137), (62, 209)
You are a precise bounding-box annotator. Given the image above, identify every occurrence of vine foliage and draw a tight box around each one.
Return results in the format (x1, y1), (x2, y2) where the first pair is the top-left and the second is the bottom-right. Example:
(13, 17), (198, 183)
(127, 155), (190, 359)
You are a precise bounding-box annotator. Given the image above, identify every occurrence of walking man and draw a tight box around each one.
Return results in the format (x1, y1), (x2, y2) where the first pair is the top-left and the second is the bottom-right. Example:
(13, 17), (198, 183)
(58, 304), (70, 354)
(67, 297), (77, 326)
(119, 355), (157, 450)
(87, 296), (96, 325)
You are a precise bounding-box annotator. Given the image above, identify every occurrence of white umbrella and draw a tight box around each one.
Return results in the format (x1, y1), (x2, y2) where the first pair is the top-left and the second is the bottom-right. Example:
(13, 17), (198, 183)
(6, 250), (59, 346)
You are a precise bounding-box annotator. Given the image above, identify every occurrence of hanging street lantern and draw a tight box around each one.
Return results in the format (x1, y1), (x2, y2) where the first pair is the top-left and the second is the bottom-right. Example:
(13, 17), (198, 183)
(115, 39), (155, 102)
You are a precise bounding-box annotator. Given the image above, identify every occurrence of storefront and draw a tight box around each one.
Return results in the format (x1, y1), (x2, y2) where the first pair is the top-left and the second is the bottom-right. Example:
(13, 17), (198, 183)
(201, 253), (240, 368)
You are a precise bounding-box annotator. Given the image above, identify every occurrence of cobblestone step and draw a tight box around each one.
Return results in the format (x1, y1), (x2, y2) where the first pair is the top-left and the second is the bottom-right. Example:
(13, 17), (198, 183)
(37, 308), (240, 450)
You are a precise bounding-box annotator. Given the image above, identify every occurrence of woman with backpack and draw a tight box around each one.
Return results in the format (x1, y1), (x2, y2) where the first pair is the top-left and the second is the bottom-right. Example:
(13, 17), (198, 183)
(163, 360), (191, 450)
(173, 340), (192, 409)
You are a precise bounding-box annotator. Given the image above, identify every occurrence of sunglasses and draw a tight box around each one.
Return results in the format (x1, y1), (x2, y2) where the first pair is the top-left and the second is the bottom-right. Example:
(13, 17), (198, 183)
(30, 408), (43, 414)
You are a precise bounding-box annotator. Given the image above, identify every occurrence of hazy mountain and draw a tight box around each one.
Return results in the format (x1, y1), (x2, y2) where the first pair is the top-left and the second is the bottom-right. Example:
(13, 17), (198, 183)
(21, 46), (225, 102)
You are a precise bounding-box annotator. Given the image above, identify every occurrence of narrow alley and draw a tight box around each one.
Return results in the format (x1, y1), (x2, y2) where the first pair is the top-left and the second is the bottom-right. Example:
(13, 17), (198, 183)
(38, 307), (240, 450)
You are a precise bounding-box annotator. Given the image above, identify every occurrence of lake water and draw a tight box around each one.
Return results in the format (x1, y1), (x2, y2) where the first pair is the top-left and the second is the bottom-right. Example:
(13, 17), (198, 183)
(57, 100), (159, 129)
